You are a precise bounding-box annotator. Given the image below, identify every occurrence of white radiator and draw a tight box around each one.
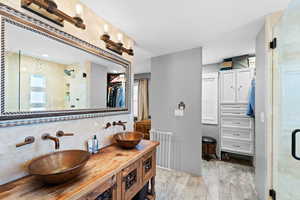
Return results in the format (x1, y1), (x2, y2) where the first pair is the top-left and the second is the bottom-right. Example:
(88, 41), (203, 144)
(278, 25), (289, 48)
(150, 129), (173, 169)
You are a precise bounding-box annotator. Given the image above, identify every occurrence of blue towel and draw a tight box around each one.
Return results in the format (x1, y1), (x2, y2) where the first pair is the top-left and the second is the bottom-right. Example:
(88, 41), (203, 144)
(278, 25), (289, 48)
(246, 79), (255, 117)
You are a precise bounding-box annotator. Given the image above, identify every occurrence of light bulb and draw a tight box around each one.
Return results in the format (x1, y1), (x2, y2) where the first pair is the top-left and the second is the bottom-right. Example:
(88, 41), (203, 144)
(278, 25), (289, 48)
(103, 24), (109, 34)
(117, 33), (123, 43)
(128, 40), (134, 49)
(75, 4), (83, 18)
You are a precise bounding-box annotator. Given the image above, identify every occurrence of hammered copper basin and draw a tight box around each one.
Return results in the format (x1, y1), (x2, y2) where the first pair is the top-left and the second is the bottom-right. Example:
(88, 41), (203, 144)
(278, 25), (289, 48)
(28, 150), (90, 185)
(114, 132), (144, 149)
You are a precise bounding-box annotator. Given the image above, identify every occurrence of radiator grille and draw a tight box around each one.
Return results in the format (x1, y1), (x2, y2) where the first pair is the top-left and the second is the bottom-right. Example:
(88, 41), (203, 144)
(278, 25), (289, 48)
(150, 129), (173, 169)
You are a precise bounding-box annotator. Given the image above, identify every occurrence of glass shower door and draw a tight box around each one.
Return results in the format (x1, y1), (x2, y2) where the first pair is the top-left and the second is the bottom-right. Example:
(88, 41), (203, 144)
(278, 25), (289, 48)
(273, 0), (300, 199)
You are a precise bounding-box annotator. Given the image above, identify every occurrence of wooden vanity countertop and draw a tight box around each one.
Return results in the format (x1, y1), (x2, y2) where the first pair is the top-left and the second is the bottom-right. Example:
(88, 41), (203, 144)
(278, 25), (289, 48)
(0, 140), (159, 200)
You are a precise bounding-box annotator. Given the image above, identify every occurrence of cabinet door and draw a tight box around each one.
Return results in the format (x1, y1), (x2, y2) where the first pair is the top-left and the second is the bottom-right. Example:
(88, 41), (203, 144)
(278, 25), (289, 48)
(220, 71), (236, 103)
(121, 161), (142, 200)
(236, 69), (253, 103)
(78, 175), (117, 200)
(141, 150), (156, 185)
(202, 73), (218, 124)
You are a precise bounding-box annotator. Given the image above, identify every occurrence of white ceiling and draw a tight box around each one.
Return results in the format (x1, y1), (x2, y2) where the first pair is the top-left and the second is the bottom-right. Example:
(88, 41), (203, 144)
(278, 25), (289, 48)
(82, 0), (290, 69)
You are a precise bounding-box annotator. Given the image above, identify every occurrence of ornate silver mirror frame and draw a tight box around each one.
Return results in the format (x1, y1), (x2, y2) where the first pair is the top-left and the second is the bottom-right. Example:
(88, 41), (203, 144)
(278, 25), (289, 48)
(0, 3), (131, 127)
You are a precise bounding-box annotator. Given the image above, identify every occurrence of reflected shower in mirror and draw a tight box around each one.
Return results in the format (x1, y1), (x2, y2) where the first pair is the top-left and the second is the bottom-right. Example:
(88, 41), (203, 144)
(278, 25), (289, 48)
(4, 21), (128, 113)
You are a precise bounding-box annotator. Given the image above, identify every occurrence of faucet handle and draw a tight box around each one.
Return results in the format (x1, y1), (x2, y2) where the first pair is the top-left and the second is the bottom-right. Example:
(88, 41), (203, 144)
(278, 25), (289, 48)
(104, 122), (112, 129)
(16, 136), (35, 148)
(56, 130), (74, 137)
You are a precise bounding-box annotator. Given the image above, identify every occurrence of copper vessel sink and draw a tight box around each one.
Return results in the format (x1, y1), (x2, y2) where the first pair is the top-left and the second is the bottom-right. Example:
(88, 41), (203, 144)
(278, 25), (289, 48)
(28, 150), (90, 185)
(114, 132), (144, 149)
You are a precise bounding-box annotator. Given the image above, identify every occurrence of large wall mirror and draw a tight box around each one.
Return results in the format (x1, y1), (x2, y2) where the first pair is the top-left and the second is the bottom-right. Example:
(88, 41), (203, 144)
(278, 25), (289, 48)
(0, 8), (131, 124)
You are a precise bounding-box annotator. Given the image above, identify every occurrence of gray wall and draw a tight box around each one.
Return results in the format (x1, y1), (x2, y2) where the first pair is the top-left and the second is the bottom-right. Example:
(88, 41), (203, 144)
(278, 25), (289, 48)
(202, 63), (222, 153)
(255, 26), (268, 200)
(150, 47), (202, 175)
(90, 63), (107, 108)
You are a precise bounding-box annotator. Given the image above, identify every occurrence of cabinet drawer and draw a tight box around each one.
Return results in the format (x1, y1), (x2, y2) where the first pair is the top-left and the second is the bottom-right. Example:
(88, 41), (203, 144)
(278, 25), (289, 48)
(141, 150), (156, 185)
(220, 110), (247, 117)
(221, 104), (247, 111)
(222, 139), (253, 155)
(122, 160), (141, 200)
(221, 128), (253, 141)
(78, 175), (117, 200)
(221, 118), (252, 129)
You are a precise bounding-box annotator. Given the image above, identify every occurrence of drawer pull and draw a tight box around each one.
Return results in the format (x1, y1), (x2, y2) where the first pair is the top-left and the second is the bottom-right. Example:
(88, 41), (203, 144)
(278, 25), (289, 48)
(233, 133), (240, 136)
(123, 169), (137, 191)
(222, 106), (242, 109)
(143, 157), (152, 173)
(224, 112), (243, 115)
(233, 145), (241, 148)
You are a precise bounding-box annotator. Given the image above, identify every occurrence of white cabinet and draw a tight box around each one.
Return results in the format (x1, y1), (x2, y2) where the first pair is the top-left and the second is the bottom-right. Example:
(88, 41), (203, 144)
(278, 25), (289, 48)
(219, 68), (255, 156)
(220, 69), (253, 104)
(202, 73), (218, 124)
(220, 71), (236, 103)
(236, 69), (254, 103)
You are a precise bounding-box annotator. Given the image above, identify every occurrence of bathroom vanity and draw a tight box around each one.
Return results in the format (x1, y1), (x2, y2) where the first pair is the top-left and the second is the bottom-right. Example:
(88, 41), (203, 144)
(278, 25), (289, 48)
(0, 140), (159, 200)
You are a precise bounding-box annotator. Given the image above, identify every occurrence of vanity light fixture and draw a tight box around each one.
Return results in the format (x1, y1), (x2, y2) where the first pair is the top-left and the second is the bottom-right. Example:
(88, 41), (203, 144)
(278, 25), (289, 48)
(21, 0), (86, 29)
(101, 24), (134, 56)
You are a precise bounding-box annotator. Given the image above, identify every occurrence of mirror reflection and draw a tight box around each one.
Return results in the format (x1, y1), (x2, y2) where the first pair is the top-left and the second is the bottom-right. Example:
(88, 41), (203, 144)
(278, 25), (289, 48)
(4, 22), (127, 113)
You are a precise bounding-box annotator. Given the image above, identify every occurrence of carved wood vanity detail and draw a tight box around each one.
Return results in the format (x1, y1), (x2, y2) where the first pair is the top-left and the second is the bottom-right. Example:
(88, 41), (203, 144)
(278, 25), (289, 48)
(0, 140), (159, 200)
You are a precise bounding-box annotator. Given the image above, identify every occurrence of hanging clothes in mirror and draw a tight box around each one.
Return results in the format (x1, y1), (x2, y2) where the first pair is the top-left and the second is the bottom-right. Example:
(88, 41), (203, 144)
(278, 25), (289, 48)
(107, 73), (126, 108)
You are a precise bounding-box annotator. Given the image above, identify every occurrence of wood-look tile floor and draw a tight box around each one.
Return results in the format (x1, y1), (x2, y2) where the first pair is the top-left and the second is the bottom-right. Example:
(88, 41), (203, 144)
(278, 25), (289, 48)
(155, 160), (258, 200)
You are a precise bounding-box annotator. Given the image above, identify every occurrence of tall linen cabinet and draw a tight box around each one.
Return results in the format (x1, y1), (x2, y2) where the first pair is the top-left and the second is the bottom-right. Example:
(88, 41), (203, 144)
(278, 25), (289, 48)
(219, 68), (255, 157)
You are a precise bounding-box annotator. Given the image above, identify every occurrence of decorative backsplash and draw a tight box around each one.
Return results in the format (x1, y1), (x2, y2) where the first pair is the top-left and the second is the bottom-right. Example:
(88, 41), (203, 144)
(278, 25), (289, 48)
(0, 115), (134, 184)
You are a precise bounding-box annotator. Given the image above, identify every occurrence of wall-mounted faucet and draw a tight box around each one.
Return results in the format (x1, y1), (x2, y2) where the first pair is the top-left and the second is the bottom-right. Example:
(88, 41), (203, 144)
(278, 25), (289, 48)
(42, 134), (60, 150)
(113, 121), (127, 131)
(56, 130), (74, 137)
